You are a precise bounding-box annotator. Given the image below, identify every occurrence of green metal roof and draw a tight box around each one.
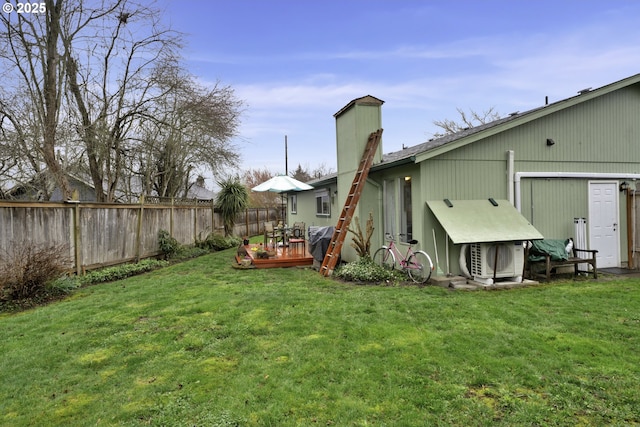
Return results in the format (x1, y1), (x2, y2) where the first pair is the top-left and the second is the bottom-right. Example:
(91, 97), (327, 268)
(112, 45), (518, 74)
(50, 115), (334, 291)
(427, 199), (544, 244)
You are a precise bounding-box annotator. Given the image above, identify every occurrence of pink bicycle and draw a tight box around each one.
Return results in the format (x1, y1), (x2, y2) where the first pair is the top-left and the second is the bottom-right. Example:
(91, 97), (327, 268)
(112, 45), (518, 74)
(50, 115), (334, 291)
(373, 233), (434, 283)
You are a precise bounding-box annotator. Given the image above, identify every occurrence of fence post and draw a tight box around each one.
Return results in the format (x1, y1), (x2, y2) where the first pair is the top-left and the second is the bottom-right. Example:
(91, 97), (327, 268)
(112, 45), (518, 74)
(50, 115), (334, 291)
(245, 208), (249, 237)
(211, 199), (216, 234)
(135, 195), (144, 263)
(194, 202), (198, 243)
(170, 197), (174, 236)
(73, 201), (82, 275)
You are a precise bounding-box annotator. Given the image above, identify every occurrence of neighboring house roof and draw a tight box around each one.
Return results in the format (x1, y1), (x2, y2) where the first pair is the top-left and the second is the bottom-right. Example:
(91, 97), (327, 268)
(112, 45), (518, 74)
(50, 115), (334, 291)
(8, 170), (217, 202)
(187, 183), (216, 200)
(8, 172), (96, 201)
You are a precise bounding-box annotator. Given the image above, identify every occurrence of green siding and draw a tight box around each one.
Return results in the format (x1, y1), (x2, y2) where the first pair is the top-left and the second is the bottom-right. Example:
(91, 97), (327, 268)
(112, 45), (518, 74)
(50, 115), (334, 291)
(519, 179), (588, 237)
(412, 83), (640, 272)
(288, 184), (338, 231)
(291, 80), (640, 273)
(334, 99), (383, 262)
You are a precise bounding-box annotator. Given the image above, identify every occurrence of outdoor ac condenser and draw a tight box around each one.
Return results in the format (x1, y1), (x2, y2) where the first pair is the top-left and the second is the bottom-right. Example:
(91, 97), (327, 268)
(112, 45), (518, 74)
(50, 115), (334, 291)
(469, 241), (524, 281)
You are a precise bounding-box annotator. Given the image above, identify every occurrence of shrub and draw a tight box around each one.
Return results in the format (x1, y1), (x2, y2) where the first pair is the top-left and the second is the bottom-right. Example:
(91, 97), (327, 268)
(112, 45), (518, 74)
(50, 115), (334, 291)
(158, 229), (180, 258)
(335, 256), (400, 284)
(48, 275), (82, 294)
(215, 177), (249, 237)
(80, 259), (168, 286)
(196, 233), (241, 251)
(348, 212), (375, 258)
(174, 245), (210, 260)
(0, 242), (70, 301)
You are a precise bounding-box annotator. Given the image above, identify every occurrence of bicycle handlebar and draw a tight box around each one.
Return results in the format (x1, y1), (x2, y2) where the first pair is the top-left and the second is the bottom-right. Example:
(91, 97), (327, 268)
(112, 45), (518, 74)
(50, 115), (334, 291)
(384, 233), (418, 245)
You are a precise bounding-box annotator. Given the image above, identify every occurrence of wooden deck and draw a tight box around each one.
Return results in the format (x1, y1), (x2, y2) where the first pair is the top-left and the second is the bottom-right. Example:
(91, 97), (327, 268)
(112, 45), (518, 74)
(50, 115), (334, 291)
(236, 243), (314, 269)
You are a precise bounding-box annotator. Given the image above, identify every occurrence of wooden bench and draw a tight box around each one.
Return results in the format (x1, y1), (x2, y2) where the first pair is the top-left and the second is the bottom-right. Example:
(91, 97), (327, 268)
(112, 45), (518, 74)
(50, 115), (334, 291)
(527, 239), (598, 281)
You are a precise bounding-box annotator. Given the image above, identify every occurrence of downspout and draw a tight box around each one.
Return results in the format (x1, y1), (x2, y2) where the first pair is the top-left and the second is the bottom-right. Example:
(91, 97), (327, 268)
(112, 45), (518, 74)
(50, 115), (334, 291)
(507, 151), (515, 205)
(634, 188), (637, 268)
(366, 177), (383, 253)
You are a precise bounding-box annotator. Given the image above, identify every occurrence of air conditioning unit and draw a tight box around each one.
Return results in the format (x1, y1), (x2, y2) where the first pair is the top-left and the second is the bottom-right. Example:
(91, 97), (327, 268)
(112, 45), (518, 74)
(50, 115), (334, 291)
(470, 241), (524, 283)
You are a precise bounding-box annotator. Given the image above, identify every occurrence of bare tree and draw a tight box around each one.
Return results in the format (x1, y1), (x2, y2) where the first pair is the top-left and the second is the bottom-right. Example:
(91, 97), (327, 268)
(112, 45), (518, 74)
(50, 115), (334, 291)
(242, 167), (280, 208)
(290, 164), (312, 182)
(432, 107), (501, 137)
(62, 0), (182, 202)
(291, 162), (334, 181)
(309, 162), (334, 180)
(0, 88), (82, 199)
(1, 0), (242, 202)
(0, 0), (73, 199)
(133, 64), (242, 200)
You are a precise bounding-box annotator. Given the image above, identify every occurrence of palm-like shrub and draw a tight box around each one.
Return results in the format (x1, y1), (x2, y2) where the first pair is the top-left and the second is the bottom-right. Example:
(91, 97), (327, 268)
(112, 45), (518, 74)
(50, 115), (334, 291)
(216, 177), (249, 237)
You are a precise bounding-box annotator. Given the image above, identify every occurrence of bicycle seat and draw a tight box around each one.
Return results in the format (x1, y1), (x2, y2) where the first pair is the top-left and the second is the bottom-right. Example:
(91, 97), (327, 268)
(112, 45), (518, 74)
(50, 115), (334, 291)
(408, 239), (419, 245)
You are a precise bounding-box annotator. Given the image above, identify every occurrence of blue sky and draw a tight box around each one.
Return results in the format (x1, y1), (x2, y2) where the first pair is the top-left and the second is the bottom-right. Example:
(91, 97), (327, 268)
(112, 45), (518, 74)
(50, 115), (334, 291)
(161, 0), (640, 178)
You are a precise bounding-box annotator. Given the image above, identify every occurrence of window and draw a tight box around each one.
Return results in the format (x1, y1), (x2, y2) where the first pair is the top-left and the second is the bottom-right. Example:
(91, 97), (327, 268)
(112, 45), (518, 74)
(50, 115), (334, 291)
(290, 194), (297, 214)
(315, 189), (330, 216)
(383, 179), (396, 237)
(401, 176), (413, 242)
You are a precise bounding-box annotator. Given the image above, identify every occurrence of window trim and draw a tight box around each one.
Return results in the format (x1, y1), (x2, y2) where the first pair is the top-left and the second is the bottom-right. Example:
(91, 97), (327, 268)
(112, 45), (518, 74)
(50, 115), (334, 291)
(315, 189), (331, 217)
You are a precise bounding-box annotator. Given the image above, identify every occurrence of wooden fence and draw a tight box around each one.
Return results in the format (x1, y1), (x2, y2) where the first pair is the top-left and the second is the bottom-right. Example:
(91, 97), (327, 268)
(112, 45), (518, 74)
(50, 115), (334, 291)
(0, 199), (280, 273)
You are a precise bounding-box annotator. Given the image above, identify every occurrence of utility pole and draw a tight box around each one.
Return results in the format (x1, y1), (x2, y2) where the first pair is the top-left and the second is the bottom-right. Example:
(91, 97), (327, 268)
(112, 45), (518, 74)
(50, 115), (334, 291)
(285, 135), (288, 175)
(283, 135), (288, 222)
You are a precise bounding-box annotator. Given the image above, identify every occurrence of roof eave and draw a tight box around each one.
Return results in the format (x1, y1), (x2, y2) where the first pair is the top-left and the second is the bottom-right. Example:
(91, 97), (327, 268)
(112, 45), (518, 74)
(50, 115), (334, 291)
(371, 156), (416, 172)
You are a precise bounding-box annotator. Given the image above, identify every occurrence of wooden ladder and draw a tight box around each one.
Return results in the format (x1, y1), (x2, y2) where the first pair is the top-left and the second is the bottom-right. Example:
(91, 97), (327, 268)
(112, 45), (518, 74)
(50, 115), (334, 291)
(320, 128), (383, 276)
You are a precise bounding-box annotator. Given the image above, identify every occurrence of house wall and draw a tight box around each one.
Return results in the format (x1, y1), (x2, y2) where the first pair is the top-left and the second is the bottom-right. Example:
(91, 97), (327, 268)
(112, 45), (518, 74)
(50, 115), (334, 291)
(286, 97), (384, 263)
(368, 163), (421, 255)
(51, 177), (97, 202)
(288, 183), (339, 234)
(418, 83), (640, 272)
(334, 97), (383, 262)
(289, 81), (640, 273)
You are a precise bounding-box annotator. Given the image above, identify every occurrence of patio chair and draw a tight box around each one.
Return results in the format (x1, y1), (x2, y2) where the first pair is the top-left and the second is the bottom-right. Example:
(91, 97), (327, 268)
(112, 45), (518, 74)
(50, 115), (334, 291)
(264, 222), (282, 248)
(288, 222), (306, 253)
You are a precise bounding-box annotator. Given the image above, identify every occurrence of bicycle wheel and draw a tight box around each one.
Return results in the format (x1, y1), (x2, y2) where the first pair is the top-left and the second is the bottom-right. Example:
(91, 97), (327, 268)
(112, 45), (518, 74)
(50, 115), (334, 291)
(406, 250), (433, 283)
(373, 247), (396, 270)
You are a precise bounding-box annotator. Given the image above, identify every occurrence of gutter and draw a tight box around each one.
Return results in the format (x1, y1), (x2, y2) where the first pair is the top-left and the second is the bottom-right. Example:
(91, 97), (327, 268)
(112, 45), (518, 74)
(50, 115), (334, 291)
(514, 172), (640, 211)
(371, 156), (416, 173)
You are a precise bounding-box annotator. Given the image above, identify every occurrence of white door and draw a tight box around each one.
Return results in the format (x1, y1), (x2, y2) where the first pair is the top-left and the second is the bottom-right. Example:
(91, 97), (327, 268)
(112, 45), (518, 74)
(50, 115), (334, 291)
(588, 181), (619, 268)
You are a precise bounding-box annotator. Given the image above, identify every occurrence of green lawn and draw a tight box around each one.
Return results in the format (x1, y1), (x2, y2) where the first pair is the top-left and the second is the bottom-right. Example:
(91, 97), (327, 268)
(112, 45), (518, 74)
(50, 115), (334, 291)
(1, 249), (639, 426)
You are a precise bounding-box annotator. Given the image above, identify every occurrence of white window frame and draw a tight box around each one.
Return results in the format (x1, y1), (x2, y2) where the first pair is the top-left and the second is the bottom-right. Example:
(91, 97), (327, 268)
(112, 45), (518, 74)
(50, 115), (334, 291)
(315, 189), (330, 217)
(383, 176), (412, 243)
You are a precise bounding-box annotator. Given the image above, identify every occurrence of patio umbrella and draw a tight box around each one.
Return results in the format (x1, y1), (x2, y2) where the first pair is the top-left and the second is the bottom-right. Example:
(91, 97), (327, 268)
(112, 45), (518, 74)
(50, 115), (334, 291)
(252, 175), (313, 220)
(251, 175), (313, 193)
